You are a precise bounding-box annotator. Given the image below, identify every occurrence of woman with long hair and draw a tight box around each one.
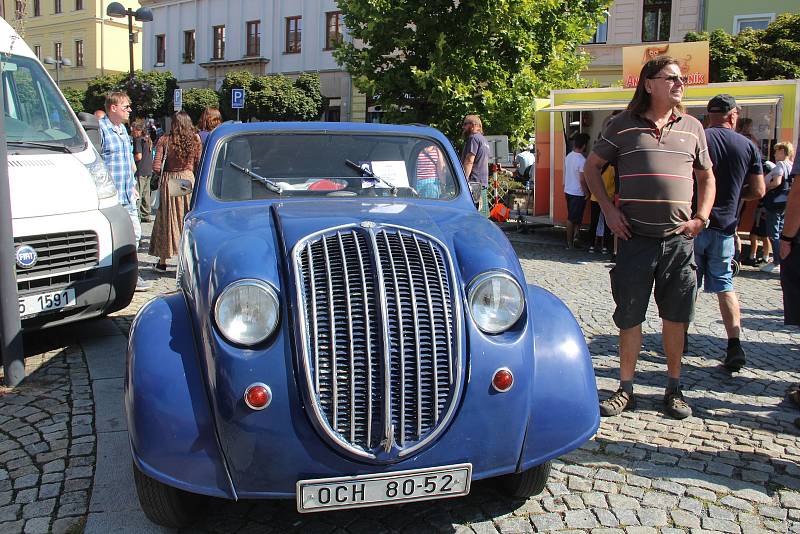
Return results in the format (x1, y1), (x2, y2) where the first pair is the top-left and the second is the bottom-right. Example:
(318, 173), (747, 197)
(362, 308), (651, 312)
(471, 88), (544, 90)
(149, 112), (201, 272)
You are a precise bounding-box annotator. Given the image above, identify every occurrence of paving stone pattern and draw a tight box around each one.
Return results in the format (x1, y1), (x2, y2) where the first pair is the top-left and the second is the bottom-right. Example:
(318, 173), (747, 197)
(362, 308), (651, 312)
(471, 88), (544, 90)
(3, 226), (800, 533)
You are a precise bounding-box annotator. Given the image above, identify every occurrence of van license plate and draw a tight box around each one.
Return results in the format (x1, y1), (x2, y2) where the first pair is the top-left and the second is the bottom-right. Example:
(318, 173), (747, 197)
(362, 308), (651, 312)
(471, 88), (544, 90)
(19, 289), (76, 318)
(297, 463), (471, 513)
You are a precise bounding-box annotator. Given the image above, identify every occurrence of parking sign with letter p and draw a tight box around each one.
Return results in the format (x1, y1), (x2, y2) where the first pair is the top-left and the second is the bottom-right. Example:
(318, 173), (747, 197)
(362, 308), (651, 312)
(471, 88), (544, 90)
(232, 89), (245, 109)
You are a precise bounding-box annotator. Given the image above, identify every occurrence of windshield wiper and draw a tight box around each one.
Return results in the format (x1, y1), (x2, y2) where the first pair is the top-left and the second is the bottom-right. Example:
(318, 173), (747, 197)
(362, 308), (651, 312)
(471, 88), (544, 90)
(229, 162), (282, 195)
(344, 159), (398, 195)
(7, 141), (72, 153)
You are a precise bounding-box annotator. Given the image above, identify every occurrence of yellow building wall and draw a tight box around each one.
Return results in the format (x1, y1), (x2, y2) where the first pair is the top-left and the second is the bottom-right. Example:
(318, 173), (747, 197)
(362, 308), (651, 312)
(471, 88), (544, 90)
(2, 0), (143, 89)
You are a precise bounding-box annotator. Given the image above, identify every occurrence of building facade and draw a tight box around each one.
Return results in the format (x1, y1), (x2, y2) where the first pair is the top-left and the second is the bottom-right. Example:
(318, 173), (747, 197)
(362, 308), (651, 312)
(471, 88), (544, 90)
(581, 0), (703, 87)
(139, 0), (365, 122)
(703, 0), (800, 34)
(0, 0), (145, 89)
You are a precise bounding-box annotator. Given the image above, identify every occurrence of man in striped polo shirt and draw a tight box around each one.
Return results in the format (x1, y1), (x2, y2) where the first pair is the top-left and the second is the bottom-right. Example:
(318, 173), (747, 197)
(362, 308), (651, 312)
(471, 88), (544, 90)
(584, 56), (716, 420)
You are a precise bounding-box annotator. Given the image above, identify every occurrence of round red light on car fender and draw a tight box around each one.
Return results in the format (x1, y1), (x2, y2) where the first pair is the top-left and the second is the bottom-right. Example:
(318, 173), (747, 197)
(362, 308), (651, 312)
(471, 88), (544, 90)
(244, 383), (272, 410)
(492, 368), (514, 393)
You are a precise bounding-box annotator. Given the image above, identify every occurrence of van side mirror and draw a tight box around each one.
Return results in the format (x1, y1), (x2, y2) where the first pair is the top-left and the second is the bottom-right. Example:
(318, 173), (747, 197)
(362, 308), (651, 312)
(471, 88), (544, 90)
(78, 112), (102, 151)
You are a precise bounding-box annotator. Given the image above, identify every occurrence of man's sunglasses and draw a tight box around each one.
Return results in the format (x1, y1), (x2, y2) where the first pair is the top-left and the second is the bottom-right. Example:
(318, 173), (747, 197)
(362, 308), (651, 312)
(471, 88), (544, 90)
(117, 104), (132, 111)
(648, 75), (688, 84)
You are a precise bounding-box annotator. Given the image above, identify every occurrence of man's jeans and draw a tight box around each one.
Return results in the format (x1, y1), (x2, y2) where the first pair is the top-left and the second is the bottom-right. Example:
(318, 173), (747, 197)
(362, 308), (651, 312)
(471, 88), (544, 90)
(123, 202), (141, 250)
(766, 209), (785, 266)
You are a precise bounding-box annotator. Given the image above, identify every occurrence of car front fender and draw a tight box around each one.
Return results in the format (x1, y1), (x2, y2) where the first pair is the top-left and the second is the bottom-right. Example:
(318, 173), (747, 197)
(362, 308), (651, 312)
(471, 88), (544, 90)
(518, 284), (600, 470)
(125, 292), (237, 500)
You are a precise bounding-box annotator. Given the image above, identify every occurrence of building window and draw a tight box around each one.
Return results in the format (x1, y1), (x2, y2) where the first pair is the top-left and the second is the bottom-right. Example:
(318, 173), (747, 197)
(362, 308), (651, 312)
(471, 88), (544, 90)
(155, 34), (166, 65)
(246, 20), (260, 56)
(54, 42), (62, 61)
(34, 45), (41, 60)
(212, 25), (225, 60)
(75, 0), (82, 9)
(588, 13), (609, 44)
(286, 16), (302, 54)
(733, 13), (775, 34)
(55, 0), (62, 14)
(75, 40), (83, 66)
(325, 11), (343, 50)
(15, 0), (24, 18)
(183, 30), (195, 63)
(642, 0), (671, 42)
(34, 0), (41, 16)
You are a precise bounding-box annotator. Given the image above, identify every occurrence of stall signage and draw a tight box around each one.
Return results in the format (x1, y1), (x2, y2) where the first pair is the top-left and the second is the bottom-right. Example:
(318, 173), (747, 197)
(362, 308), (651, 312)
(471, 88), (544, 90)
(622, 41), (709, 88)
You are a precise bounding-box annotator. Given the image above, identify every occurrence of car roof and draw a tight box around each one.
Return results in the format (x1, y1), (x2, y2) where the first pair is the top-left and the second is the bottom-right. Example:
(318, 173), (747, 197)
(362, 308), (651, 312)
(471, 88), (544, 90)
(209, 121), (450, 144)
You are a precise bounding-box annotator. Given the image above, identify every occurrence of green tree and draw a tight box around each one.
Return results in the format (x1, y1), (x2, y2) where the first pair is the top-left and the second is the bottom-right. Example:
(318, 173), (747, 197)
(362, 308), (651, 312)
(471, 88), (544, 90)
(218, 71), (324, 121)
(62, 87), (86, 115)
(182, 88), (221, 123)
(685, 13), (800, 82)
(334, 0), (611, 144)
(82, 70), (179, 119)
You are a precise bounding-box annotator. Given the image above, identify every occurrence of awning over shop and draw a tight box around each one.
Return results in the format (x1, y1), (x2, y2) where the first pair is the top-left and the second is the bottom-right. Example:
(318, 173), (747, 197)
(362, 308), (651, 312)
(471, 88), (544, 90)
(540, 95), (781, 112)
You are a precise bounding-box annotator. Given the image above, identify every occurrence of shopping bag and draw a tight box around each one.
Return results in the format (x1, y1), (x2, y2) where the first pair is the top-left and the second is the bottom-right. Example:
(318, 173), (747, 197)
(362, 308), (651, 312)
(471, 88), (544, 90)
(151, 189), (160, 211)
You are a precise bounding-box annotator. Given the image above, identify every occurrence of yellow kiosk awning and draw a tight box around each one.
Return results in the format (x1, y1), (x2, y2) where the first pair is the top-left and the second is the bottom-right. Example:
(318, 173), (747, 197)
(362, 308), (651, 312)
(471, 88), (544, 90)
(540, 96), (781, 112)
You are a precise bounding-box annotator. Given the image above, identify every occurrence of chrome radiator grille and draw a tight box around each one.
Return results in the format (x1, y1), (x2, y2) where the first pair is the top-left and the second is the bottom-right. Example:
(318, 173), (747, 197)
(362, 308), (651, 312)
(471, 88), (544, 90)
(15, 231), (99, 287)
(295, 225), (460, 460)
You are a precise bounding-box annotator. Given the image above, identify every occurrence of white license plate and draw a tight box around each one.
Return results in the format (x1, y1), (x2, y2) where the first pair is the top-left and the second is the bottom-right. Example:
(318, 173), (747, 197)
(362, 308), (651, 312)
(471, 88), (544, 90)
(297, 463), (472, 513)
(19, 288), (76, 318)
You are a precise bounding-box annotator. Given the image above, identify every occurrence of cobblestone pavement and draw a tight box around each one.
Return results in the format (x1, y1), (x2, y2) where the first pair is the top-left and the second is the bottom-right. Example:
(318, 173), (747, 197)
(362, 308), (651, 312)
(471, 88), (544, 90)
(2, 227), (799, 533)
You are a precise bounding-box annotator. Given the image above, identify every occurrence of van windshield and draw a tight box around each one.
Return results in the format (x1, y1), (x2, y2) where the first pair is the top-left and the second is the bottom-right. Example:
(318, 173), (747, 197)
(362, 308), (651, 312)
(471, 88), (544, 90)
(1, 54), (83, 150)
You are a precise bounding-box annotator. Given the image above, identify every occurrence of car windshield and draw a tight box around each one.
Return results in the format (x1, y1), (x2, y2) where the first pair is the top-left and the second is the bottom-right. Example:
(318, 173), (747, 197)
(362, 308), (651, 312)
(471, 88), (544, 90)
(210, 132), (459, 201)
(1, 54), (83, 150)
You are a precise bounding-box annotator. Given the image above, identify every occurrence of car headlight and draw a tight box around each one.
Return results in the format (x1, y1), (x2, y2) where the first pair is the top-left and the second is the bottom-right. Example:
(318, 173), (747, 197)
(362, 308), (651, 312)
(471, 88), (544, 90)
(214, 280), (280, 345)
(85, 150), (117, 200)
(467, 271), (524, 334)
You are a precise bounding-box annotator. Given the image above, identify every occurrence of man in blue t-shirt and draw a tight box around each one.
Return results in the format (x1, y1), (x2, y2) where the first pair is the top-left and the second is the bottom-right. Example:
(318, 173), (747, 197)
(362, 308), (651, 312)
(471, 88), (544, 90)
(461, 115), (490, 213)
(696, 94), (765, 371)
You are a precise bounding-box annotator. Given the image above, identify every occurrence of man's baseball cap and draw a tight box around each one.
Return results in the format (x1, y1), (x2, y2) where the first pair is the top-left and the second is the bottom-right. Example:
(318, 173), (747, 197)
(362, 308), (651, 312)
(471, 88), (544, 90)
(707, 94), (739, 113)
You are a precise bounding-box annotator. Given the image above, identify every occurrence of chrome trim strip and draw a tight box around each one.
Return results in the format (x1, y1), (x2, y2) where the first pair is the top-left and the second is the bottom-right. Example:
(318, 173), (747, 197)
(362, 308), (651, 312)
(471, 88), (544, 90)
(429, 242), (453, 387)
(306, 242), (320, 394)
(352, 229), (373, 447)
(397, 233), (422, 440)
(369, 229), (393, 455)
(321, 235), (338, 430)
(337, 232), (357, 442)
(414, 235), (439, 424)
(380, 229), (407, 446)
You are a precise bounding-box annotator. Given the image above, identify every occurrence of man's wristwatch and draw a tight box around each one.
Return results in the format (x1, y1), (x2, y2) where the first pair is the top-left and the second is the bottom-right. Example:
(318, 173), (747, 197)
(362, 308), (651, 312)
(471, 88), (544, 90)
(693, 214), (710, 228)
(780, 233), (796, 243)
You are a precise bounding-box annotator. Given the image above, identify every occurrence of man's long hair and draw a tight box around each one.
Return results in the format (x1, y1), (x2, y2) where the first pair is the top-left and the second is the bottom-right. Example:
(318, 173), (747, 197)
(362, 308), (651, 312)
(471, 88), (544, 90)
(168, 112), (199, 163)
(627, 56), (683, 116)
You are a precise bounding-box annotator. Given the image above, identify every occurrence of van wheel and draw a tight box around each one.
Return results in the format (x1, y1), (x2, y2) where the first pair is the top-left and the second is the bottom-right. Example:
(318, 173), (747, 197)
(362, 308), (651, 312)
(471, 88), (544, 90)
(133, 463), (206, 528)
(496, 460), (552, 498)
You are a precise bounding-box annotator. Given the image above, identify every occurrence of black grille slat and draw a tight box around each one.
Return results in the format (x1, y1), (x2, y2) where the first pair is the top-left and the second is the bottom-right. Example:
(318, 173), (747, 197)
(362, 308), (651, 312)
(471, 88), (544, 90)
(298, 225), (457, 457)
(15, 231), (99, 289)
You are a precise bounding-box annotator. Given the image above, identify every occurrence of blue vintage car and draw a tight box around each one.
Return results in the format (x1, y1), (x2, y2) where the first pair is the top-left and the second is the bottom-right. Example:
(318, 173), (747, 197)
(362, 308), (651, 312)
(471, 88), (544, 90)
(125, 122), (599, 527)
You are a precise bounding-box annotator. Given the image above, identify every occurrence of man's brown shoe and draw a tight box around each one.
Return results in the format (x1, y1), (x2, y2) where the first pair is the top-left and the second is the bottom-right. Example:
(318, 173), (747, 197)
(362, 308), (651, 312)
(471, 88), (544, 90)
(600, 388), (636, 417)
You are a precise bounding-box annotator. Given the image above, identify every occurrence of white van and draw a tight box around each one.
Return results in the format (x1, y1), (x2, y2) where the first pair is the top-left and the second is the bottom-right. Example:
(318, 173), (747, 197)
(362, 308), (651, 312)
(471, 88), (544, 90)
(1, 18), (137, 329)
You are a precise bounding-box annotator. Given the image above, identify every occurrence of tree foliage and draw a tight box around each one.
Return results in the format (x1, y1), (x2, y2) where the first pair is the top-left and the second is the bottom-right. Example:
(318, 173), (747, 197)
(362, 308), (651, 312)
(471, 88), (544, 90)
(62, 87), (86, 115)
(82, 70), (178, 119)
(334, 0), (611, 144)
(685, 13), (800, 82)
(219, 71), (324, 121)
(182, 88), (221, 123)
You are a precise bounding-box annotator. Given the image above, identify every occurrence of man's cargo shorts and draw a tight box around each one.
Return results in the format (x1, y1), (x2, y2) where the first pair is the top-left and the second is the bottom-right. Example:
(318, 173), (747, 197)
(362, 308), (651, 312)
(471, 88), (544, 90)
(610, 233), (697, 330)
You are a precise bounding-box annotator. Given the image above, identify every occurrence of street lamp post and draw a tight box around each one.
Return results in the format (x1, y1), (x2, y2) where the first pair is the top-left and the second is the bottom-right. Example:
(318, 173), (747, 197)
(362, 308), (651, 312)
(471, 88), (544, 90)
(106, 2), (153, 78)
(42, 57), (72, 87)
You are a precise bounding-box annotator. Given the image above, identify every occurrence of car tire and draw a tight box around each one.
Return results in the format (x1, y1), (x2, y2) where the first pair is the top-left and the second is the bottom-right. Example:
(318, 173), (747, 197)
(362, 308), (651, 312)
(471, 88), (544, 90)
(496, 460), (552, 498)
(133, 463), (206, 528)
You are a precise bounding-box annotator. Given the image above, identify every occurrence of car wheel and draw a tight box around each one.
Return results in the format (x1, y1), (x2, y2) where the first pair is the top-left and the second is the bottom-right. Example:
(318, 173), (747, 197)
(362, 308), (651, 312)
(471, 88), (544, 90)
(496, 460), (552, 498)
(133, 463), (206, 528)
